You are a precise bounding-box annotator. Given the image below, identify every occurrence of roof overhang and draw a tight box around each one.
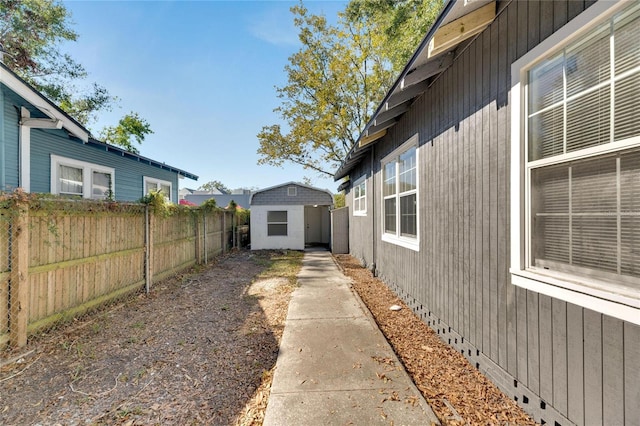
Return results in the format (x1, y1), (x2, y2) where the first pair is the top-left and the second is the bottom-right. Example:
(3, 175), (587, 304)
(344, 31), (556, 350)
(0, 62), (90, 142)
(86, 138), (199, 181)
(0, 62), (199, 181)
(334, 0), (497, 181)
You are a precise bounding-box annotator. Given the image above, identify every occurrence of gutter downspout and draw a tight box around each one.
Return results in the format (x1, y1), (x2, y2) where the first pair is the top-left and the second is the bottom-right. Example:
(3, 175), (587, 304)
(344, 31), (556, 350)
(370, 144), (377, 276)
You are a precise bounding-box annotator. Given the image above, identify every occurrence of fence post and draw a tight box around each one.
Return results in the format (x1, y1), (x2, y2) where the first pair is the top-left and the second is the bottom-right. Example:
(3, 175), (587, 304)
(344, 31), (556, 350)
(203, 211), (208, 264)
(222, 211), (226, 254)
(145, 206), (154, 294)
(9, 201), (29, 348)
(194, 212), (202, 265)
(231, 212), (238, 248)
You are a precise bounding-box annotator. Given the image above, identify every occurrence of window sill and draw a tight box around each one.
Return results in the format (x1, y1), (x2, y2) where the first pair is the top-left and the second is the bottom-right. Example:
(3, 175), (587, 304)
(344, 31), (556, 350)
(353, 211), (367, 217)
(381, 234), (419, 252)
(510, 269), (640, 325)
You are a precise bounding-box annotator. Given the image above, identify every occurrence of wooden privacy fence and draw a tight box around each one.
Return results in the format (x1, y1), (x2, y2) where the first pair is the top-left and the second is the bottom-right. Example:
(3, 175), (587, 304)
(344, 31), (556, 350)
(0, 199), (243, 348)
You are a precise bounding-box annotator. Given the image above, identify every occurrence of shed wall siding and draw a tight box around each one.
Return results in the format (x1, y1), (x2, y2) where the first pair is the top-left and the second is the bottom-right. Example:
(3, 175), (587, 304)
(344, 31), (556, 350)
(250, 204), (305, 250)
(346, 1), (640, 425)
(30, 129), (179, 201)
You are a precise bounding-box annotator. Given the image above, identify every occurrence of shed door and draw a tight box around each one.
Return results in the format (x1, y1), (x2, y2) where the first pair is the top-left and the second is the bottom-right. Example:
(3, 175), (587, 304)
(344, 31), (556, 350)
(304, 205), (323, 244)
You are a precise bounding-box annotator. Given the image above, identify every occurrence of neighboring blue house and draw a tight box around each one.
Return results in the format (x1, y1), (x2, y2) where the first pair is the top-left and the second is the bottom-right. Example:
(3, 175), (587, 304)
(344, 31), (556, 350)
(0, 62), (198, 202)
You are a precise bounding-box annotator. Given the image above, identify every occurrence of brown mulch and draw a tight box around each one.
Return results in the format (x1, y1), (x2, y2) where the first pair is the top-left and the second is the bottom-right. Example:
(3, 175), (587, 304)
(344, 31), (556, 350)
(0, 250), (296, 426)
(334, 254), (538, 426)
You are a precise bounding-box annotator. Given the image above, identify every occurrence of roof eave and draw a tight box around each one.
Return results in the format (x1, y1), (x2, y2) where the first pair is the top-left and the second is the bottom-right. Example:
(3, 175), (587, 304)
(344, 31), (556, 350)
(0, 62), (90, 142)
(87, 138), (199, 181)
(334, 0), (497, 181)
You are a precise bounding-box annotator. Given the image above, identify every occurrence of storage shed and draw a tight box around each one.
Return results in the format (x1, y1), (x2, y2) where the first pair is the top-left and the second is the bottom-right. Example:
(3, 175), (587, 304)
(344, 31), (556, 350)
(250, 182), (333, 250)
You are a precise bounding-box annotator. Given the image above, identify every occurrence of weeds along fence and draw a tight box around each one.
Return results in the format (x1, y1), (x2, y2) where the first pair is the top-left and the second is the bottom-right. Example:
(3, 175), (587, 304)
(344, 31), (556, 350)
(0, 196), (248, 349)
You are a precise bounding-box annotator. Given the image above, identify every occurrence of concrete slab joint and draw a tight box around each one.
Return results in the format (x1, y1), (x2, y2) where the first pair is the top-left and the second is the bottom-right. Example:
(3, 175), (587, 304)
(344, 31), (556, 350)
(264, 249), (440, 426)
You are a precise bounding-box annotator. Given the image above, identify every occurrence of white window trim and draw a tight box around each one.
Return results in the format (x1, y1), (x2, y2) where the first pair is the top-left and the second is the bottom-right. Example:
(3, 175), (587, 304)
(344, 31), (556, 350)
(144, 176), (173, 202)
(353, 174), (367, 216)
(50, 155), (115, 199)
(287, 186), (297, 196)
(380, 134), (419, 252)
(510, 0), (640, 325)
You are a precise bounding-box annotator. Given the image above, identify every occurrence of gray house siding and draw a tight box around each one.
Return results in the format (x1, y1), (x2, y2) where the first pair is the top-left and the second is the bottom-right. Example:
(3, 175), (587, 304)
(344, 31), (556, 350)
(29, 129), (179, 202)
(345, 2), (640, 425)
(251, 183), (332, 206)
(346, 163), (374, 266)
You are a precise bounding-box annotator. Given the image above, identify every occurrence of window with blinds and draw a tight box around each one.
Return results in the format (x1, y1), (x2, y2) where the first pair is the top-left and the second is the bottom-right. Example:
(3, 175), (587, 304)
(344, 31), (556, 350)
(59, 165), (84, 196)
(52, 155), (114, 200)
(527, 3), (640, 285)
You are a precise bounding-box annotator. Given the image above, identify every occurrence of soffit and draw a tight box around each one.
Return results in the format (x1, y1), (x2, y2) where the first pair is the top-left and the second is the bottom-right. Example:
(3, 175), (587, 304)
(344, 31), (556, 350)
(335, 0), (497, 181)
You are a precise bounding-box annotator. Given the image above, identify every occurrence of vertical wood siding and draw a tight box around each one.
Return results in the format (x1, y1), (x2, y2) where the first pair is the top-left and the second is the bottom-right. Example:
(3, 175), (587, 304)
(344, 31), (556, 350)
(346, 1), (640, 425)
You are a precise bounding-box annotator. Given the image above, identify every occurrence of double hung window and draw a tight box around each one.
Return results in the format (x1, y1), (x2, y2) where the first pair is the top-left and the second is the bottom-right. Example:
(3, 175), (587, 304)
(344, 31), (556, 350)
(353, 175), (367, 216)
(144, 177), (172, 202)
(511, 1), (640, 323)
(51, 155), (114, 200)
(381, 134), (419, 251)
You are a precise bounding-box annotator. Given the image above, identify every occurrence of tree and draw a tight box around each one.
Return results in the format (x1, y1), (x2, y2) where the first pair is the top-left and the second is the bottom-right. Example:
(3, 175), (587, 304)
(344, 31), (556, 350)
(0, 0), (113, 125)
(257, 0), (441, 178)
(198, 181), (231, 194)
(344, 0), (442, 70)
(0, 0), (153, 152)
(99, 112), (153, 154)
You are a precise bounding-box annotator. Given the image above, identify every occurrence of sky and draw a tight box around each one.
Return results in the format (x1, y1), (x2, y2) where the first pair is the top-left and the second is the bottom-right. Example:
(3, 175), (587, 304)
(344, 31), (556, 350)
(61, 0), (347, 193)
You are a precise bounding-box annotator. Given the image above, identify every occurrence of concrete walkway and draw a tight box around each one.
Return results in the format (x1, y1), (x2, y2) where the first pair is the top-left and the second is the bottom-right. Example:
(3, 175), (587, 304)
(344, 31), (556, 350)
(263, 249), (439, 426)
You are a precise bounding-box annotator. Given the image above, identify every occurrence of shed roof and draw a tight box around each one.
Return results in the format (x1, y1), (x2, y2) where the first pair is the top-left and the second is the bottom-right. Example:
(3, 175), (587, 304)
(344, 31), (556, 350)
(0, 62), (199, 181)
(334, 0), (497, 181)
(250, 181), (333, 205)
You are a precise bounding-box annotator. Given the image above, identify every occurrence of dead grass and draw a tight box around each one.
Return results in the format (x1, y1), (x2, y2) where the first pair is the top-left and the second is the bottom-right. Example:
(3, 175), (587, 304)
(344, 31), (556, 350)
(0, 250), (302, 426)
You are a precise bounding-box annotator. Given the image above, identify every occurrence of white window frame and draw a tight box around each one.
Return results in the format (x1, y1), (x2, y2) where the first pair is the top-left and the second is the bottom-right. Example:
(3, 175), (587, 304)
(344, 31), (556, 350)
(510, 0), (640, 325)
(380, 134), (419, 252)
(353, 175), (367, 216)
(50, 155), (115, 200)
(287, 186), (297, 196)
(267, 210), (288, 236)
(144, 176), (173, 202)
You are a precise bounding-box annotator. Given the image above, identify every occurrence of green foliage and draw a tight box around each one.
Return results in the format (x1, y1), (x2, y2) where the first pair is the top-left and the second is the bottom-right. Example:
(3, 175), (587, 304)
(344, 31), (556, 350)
(235, 207), (250, 225)
(0, 0), (153, 152)
(139, 190), (170, 216)
(333, 192), (345, 208)
(99, 112), (153, 154)
(0, 0), (114, 126)
(344, 0), (443, 70)
(200, 198), (218, 211)
(257, 0), (442, 179)
(198, 180), (231, 194)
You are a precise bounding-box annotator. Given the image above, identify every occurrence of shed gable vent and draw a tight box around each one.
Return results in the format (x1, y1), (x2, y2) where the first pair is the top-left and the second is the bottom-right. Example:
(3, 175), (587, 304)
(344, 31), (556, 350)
(287, 186), (297, 196)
